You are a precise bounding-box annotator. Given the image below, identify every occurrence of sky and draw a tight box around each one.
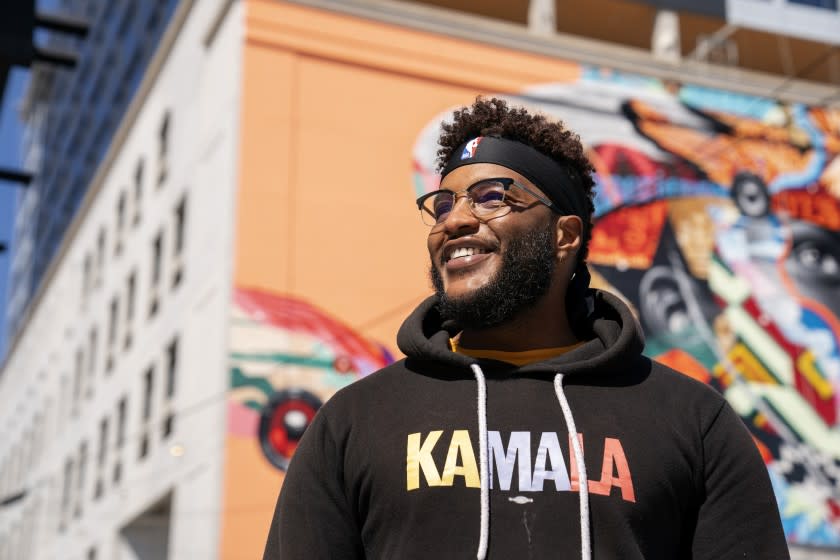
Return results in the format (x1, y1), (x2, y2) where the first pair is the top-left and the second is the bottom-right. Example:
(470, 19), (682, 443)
(0, 67), (30, 359)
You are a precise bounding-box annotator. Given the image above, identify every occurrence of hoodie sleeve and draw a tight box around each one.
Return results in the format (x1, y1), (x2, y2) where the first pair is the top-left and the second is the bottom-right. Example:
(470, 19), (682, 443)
(262, 407), (364, 560)
(691, 400), (790, 559)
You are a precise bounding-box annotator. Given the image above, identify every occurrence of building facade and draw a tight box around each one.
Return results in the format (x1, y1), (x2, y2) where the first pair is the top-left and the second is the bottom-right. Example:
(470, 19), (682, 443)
(6, 0), (179, 347)
(1, 0), (839, 558)
(0, 1), (241, 558)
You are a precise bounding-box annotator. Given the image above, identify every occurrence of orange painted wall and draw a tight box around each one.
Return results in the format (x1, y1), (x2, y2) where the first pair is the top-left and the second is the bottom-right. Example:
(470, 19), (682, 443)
(232, 0), (580, 347)
(221, 2), (581, 557)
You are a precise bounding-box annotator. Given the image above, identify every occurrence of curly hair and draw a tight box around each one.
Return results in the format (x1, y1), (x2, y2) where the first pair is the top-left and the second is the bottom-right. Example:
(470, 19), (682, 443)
(436, 97), (596, 262)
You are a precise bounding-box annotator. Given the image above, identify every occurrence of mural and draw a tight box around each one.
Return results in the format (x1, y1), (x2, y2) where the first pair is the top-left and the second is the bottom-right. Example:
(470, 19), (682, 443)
(412, 68), (840, 547)
(228, 287), (393, 470)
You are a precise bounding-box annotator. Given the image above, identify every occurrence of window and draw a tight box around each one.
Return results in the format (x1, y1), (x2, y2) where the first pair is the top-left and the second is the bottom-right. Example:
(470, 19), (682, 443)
(84, 0), (99, 19)
(142, 367), (154, 421)
(163, 337), (178, 438)
(87, 327), (98, 397)
(106, 296), (119, 373)
(60, 458), (73, 531)
(118, 3), (135, 36)
(116, 398), (128, 448)
(147, 0), (165, 32)
(115, 191), (126, 256)
(74, 442), (87, 518)
(82, 253), (92, 307)
(165, 338), (178, 399)
(114, 397), (127, 484)
(175, 195), (187, 255)
(95, 227), (106, 287)
(172, 195), (186, 288)
(149, 231), (163, 317)
(139, 367), (154, 460)
(158, 112), (170, 186)
(95, 418), (108, 500)
(133, 159), (143, 226)
(103, 2), (118, 25)
(124, 271), (136, 350)
(152, 232), (164, 284)
(118, 47), (141, 106)
(73, 348), (84, 416)
(788, 0), (837, 8)
(139, 433), (149, 461)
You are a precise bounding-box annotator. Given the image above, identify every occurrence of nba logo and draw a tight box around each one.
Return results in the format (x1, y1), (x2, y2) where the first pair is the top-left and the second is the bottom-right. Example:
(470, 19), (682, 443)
(461, 137), (483, 160)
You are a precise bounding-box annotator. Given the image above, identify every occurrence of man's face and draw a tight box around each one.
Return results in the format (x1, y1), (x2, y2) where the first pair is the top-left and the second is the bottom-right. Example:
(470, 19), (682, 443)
(427, 163), (558, 328)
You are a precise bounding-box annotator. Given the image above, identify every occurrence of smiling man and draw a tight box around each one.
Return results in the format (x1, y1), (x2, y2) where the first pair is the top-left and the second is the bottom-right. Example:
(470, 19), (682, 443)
(262, 98), (789, 559)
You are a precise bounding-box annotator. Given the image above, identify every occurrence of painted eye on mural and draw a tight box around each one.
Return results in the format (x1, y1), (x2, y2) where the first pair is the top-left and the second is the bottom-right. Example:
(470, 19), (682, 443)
(786, 222), (840, 285)
(783, 221), (840, 325)
(732, 173), (770, 218)
(790, 241), (840, 280)
(258, 388), (323, 471)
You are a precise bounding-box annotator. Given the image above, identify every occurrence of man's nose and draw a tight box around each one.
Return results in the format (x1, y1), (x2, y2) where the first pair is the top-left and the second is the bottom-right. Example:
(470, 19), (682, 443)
(440, 196), (479, 234)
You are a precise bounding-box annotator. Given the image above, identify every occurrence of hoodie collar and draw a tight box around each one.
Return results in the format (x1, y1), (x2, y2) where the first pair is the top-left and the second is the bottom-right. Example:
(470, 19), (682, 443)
(396, 289), (645, 377)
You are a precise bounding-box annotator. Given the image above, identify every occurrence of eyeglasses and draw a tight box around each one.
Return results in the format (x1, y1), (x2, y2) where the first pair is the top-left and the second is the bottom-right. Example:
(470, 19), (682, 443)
(416, 177), (558, 228)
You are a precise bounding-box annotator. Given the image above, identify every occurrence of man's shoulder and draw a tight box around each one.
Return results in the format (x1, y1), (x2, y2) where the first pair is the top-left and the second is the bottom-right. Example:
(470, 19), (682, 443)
(320, 358), (412, 410)
(641, 355), (730, 426)
(309, 359), (421, 442)
(645, 355), (724, 398)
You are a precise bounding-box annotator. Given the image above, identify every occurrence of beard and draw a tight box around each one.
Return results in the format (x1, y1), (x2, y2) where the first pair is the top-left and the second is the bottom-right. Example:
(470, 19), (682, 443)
(429, 223), (556, 330)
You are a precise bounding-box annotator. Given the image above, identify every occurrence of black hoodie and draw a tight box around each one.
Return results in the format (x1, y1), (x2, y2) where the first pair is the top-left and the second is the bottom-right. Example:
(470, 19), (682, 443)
(263, 290), (789, 559)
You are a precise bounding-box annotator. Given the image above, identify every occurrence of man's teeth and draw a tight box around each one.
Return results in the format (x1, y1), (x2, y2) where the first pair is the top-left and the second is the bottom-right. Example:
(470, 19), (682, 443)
(448, 247), (487, 261)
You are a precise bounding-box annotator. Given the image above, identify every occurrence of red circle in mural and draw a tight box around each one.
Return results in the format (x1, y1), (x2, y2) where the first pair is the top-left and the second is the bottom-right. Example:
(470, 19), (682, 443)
(259, 389), (323, 470)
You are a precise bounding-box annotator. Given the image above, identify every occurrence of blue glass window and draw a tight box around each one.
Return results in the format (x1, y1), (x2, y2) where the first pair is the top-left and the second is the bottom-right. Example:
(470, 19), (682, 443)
(787, 0), (838, 9)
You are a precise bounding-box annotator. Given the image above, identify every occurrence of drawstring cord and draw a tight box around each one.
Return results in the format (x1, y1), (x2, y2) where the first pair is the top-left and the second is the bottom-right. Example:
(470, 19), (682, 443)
(554, 373), (592, 560)
(471, 365), (591, 560)
(471, 364), (490, 560)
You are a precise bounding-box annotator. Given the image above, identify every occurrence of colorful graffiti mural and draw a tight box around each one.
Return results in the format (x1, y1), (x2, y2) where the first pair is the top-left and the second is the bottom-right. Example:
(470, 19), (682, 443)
(412, 68), (840, 547)
(228, 287), (393, 469)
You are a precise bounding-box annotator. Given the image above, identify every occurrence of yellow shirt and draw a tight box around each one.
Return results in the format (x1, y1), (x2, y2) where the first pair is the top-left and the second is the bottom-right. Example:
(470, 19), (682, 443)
(449, 338), (585, 366)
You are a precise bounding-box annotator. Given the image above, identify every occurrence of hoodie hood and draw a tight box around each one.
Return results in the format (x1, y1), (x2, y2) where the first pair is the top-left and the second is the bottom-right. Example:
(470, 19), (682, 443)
(397, 288), (645, 376)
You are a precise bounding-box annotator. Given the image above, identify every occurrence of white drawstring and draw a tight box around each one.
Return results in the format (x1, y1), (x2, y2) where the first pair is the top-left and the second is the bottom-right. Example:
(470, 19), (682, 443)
(471, 365), (591, 560)
(554, 373), (592, 560)
(471, 363), (490, 560)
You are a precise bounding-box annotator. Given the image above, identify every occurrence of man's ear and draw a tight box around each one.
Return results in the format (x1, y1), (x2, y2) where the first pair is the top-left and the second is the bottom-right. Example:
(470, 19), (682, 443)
(555, 215), (583, 257)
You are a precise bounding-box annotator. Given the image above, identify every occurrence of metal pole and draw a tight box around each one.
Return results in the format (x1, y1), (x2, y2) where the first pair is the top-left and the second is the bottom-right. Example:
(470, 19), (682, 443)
(0, 168), (33, 185)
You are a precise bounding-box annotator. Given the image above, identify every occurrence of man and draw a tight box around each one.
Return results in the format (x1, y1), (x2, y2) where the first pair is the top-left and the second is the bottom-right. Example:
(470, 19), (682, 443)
(262, 98), (789, 559)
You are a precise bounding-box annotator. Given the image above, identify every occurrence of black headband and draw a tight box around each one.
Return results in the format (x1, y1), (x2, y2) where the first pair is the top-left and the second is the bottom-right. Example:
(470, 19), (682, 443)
(440, 136), (590, 225)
